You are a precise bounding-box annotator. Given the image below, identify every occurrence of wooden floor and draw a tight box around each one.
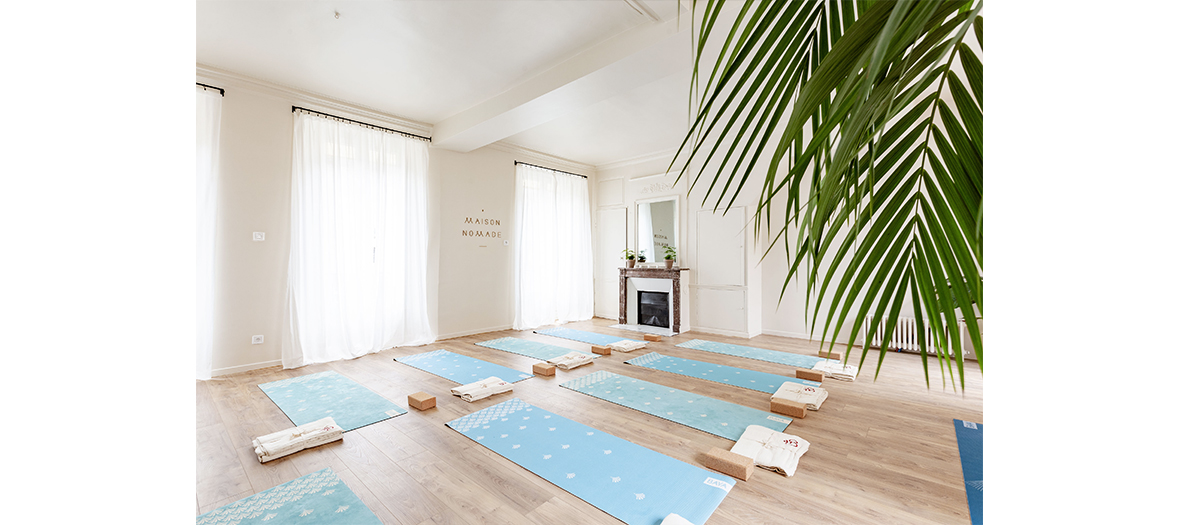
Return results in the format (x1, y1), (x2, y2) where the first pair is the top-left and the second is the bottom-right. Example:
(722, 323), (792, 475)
(197, 318), (983, 524)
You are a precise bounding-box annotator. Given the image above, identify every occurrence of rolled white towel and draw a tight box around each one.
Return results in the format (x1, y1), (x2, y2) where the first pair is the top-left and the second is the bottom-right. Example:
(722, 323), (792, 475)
(252, 417), (342, 462)
(772, 382), (828, 410)
(607, 340), (647, 353)
(451, 377), (513, 402)
(730, 425), (810, 477)
(659, 514), (696, 525)
(812, 360), (858, 381)
(547, 351), (594, 370)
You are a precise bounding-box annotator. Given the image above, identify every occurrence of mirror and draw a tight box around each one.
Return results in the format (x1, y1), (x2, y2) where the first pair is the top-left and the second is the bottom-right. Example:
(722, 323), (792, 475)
(636, 197), (678, 265)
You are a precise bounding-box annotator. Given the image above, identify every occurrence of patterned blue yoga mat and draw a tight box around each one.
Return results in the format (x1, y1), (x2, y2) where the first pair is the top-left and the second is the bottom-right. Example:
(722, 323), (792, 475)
(447, 398), (733, 525)
(625, 352), (819, 393)
(477, 336), (596, 361)
(535, 327), (640, 346)
(258, 371), (405, 432)
(677, 339), (832, 369)
(395, 349), (533, 384)
(560, 371), (790, 441)
(196, 468), (381, 525)
(954, 419), (983, 525)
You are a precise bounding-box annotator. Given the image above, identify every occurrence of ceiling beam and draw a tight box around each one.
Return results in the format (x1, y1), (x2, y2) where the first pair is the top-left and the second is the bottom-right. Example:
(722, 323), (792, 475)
(431, 11), (691, 153)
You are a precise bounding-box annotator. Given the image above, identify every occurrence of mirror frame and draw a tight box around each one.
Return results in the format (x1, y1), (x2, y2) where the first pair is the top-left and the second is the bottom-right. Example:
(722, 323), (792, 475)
(634, 195), (680, 265)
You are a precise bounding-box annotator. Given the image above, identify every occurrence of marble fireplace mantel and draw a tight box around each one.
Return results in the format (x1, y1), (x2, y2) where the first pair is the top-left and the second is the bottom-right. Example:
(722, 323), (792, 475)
(619, 267), (688, 334)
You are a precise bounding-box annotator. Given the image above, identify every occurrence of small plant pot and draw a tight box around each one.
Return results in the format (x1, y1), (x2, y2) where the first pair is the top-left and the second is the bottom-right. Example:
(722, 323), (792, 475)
(664, 259), (674, 269)
(627, 259), (635, 268)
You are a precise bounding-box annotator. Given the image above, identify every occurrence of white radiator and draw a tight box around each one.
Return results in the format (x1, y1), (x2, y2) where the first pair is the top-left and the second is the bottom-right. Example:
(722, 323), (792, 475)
(863, 315), (969, 357)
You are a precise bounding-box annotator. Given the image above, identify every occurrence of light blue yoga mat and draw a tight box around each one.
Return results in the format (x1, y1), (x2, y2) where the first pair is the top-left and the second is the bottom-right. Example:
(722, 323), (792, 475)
(258, 371), (406, 432)
(954, 419), (983, 525)
(535, 327), (641, 346)
(447, 398), (734, 525)
(395, 349), (532, 384)
(196, 468), (381, 525)
(677, 339), (832, 369)
(625, 352), (819, 393)
(560, 371), (790, 441)
(477, 336), (596, 361)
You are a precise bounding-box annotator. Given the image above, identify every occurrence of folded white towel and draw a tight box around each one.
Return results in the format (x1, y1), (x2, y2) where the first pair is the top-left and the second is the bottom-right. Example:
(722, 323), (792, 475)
(608, 340), (647, 353)
(772, 382), (828, 410)
(252, 417), (342, 463)
(451, 376), (513, 402)
(812, 360), (858, 381)
(659, 514), (696, 525)
(547, 351), (594, 370)
(730, 425), (810, 477)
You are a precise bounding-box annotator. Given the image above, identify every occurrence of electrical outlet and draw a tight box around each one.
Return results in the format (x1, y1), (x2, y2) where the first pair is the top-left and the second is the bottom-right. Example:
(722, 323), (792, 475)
(251, 335), (264, 345)
(253, 232), (266, 241)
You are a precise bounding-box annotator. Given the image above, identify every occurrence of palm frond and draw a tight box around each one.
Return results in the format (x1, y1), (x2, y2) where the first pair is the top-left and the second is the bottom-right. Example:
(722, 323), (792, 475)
(673, 0), (984, 389)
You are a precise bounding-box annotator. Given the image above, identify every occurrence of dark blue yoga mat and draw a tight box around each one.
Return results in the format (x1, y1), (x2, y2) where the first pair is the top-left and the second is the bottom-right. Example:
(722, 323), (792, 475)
(954, 418), (983, 525)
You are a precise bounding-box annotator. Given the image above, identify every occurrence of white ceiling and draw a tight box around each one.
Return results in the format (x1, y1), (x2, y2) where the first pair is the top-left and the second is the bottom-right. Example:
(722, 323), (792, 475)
(196, 0), (694, 168)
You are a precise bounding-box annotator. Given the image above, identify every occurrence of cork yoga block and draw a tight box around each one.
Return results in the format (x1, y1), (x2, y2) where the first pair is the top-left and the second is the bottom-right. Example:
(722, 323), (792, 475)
(771, 398), (807, 419)
(818, 350), (843, 361)
(532, 362), (556, 376)
(643, 334), (662, 342)
(408, 392), (436, 411)
(796, 369), (824, 382)
(592, 345), (612, 355)
(703, 447), (755, 481)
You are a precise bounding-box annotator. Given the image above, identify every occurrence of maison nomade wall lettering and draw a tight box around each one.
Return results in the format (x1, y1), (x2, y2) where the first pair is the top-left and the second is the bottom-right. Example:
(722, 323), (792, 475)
(461, 216), (503, 239)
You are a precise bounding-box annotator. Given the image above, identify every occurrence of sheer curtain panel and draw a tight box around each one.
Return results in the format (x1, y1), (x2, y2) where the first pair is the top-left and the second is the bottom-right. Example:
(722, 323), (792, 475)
(196, 86), (222, 380)
(283, 112), (434, 368)
(512, 164), (593, 330)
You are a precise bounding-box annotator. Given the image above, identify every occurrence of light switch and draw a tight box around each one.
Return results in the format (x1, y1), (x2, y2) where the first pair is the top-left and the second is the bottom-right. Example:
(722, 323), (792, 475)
(253, 232), (265, 241)
(251, 335), (264, 344)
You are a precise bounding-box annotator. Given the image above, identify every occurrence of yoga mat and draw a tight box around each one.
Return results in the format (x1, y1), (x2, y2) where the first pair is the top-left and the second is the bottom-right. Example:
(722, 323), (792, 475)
(535, 327), (640, 346)
(677, 339), (833, 369)
(560, 371), (790, 441)
(395, 349), (532, 384)
(625, 352), (820, 393)
(258, 371), (405, 432)
(195, 468), (381, 524)
(447, 398), (733, 525)
(477, 336), (596, 361)
(954, 419), (983, 525)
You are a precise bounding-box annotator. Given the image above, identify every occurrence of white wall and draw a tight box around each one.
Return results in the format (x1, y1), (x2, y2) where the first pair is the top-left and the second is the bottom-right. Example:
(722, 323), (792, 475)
(198, 68), (593, 375)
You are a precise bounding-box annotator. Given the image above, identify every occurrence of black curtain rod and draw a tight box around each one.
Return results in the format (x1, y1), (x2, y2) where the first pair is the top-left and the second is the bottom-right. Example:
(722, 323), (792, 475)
(514, 161), (587, 179)
(292, 106), (431, 142)
(197, 82), (224, 96)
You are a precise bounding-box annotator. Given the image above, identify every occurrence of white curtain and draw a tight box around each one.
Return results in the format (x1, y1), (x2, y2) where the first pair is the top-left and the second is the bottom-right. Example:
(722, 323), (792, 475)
(513, 164), (593, 330)
(283, 111), (434, 368)
(637, 201), (654, 263)
(196, 86), (222, 380)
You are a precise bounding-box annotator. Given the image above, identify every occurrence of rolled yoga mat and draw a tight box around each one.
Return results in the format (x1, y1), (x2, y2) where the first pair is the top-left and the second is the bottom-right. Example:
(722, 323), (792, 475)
(560, 371), (791, 441)
(954, 419), (983, 525)
(535, 327), (641, 346)
(446, 398), (734, 525)
(477, 336), (596, 361)
(195, 468), (382, 525)
(624, 352), (820, 393)
(395, 349), (533, 384)
(258, 370), (406, 432)
(676, 339), (834, 369)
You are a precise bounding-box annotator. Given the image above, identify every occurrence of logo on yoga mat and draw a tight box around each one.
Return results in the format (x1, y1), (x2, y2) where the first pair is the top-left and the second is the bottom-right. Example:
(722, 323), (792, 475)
(704, 477), (733, 492)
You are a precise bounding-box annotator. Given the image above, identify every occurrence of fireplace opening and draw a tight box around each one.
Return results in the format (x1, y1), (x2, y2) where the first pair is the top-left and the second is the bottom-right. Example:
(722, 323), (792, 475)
(638, 291), (670, 328)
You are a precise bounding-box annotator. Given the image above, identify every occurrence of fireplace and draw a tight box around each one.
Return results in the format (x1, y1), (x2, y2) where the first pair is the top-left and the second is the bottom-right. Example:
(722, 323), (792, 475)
(638, 291), (670, 328)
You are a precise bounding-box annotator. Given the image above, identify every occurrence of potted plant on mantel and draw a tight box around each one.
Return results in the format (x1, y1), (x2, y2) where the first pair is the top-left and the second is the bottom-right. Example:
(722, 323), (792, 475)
(663, 246), (677, 269)
(637, 250), (647, 265)
(621, 249), (636, 268)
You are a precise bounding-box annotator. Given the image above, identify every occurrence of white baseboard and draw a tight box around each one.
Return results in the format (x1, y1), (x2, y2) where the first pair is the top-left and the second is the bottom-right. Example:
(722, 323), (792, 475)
(212, 359), (283, 377)
(689, 326), (753, 339)
(438, 325), (514, 341)
(760, 329), (856, 346)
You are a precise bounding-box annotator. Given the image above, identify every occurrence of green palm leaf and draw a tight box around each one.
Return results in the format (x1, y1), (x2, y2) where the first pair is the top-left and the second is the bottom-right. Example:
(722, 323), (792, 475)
(673, 0), (984, 389)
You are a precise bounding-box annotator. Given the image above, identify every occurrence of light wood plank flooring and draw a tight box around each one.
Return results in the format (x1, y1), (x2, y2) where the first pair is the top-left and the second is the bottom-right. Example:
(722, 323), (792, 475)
(196, 318), (983, 524)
